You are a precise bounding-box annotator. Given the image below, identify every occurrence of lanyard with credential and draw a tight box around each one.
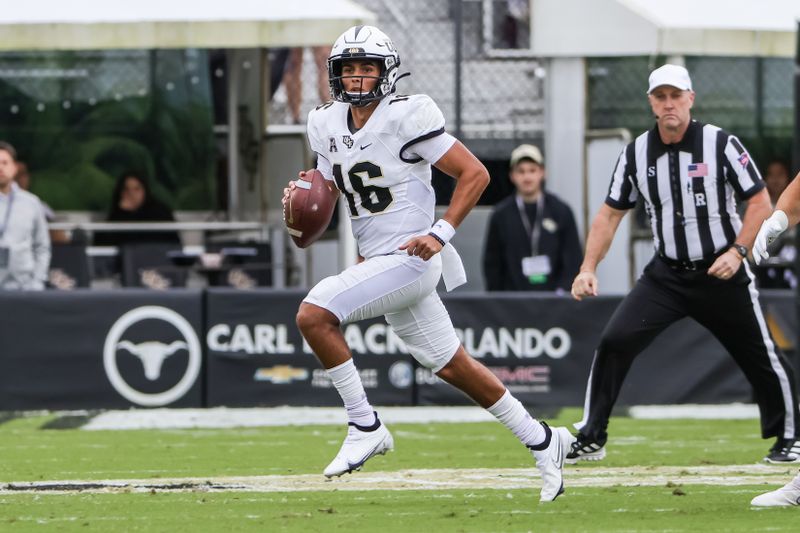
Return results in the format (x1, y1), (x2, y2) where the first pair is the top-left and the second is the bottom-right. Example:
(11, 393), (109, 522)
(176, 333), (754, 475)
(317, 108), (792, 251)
(515, 194), (545, 256)
(0, 188), (15, 240)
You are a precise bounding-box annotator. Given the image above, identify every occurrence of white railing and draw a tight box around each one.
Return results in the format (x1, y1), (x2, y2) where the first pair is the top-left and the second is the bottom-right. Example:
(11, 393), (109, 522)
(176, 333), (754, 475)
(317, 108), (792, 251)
(48, 221), (266, 233)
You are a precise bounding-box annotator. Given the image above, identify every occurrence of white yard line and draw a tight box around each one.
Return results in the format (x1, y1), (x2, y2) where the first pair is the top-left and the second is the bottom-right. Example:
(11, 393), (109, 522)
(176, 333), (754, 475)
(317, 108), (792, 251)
(80, 405), (761, 431)
(0, 464), (789, 495)
(628, 404), (760, 419)
(81, 406), (497, 430)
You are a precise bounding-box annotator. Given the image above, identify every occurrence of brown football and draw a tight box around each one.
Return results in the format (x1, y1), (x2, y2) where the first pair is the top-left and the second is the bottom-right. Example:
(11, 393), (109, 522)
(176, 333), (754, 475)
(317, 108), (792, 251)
(284, 169), (337, 248)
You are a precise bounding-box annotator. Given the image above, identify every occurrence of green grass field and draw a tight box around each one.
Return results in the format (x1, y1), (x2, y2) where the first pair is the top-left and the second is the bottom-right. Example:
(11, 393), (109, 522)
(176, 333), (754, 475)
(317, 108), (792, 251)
(1, 407), (798, 532)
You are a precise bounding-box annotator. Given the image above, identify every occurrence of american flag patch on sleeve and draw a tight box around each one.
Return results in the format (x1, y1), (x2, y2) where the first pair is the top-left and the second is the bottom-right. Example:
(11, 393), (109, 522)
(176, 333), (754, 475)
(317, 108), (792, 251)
(687, 163), (708, 177)
(737, 152), (750, 168)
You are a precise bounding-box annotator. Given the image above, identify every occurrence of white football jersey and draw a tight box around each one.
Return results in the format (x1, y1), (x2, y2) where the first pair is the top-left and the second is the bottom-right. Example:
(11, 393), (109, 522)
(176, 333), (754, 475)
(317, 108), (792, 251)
(307, 94), (455, 258)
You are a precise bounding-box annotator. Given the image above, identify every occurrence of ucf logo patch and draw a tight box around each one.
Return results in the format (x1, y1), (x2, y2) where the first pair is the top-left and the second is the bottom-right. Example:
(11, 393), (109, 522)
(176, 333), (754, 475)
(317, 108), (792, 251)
(342, 135), (354, 149)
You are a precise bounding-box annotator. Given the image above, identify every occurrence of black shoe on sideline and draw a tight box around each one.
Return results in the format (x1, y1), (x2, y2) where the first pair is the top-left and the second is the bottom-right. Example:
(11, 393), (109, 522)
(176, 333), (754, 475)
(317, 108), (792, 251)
(565, 432), (607, 464)
(764, 438), (800, 464)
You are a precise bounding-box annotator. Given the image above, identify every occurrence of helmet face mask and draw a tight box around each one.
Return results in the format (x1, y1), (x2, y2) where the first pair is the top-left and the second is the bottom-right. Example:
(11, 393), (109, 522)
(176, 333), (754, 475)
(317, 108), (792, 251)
(328, 26), (401, 106)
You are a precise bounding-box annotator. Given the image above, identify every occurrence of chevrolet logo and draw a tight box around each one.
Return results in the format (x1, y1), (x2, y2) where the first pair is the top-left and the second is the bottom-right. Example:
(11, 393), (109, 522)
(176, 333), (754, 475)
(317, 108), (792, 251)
(254, 365), (309, 384)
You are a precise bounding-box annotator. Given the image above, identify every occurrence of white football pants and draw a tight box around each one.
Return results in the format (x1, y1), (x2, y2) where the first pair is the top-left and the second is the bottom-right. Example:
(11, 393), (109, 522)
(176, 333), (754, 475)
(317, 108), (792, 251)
(303, 252), (460, 371)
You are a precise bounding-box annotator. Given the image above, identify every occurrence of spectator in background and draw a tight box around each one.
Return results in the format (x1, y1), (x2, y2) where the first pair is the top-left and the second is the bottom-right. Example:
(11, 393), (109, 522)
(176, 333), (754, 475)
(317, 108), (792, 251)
(483, 144), (582, 292)
(0, 142), (50, 290)
(14, 162), (70, 244)
(94, 173), (180, 247)
(755, 159), (795, 288)
(501, 0), (531, 49)
(765, 159), (792, 207)
(282, 46), (331, 124)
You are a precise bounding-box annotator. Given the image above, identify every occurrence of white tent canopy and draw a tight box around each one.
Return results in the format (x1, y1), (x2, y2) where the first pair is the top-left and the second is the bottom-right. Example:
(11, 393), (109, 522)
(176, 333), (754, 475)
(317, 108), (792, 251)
(0, 0), (376, 50)
(532, 0), (800, 57)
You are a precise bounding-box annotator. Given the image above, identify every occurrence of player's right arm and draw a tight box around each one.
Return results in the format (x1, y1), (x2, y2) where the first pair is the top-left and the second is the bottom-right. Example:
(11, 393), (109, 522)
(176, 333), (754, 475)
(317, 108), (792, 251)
(754, 171), (800, 264)
(571, 204), (627, 301)
(281, 168), (339, 209)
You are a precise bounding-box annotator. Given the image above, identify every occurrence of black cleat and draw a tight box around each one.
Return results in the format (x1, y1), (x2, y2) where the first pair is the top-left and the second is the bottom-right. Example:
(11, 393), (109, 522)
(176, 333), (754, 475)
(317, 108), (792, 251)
(764, 438), (800, 464)
(565, 433), (607, 464)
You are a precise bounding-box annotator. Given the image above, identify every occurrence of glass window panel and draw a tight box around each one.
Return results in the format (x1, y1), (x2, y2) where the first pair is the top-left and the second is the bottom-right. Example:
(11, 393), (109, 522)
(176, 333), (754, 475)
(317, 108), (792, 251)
(0, 49), (216, 211)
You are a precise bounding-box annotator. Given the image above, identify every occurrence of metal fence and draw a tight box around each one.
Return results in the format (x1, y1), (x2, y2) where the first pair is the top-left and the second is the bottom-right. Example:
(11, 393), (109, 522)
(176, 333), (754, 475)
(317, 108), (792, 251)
(588, 56), (796, 166)
(267, 0), (546, 162)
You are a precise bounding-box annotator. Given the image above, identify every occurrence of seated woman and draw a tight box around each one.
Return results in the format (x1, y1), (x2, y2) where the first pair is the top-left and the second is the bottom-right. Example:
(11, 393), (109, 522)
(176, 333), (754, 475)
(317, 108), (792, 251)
(94, 173), (181, 246)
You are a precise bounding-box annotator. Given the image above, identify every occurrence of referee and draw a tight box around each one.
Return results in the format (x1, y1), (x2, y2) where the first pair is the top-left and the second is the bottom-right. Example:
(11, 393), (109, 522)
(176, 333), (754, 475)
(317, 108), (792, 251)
(569, 64), (800, 464)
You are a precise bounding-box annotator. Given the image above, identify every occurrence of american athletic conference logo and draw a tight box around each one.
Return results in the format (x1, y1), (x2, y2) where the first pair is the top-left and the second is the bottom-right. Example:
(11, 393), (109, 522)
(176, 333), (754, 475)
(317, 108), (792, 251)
(103, 306), (201, 407)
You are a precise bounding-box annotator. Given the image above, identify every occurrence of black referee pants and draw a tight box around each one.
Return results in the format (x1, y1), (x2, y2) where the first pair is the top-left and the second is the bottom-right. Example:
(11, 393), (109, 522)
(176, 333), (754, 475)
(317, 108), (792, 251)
(578, 255), (800, 441)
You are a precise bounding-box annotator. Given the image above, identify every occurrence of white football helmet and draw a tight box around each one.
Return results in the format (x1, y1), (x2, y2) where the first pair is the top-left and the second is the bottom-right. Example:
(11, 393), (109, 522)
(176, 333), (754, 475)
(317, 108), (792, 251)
(328, 25), (402, 106)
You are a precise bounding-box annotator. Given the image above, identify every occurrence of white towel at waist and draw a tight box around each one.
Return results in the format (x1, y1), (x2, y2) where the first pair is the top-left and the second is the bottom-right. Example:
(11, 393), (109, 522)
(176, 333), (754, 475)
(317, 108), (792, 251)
(440, 243), (466, 291)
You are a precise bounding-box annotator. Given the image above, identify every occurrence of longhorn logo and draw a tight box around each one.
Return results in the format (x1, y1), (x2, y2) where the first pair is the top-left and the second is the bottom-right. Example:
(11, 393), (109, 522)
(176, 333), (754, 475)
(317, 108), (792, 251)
(104, 306), (201, 407)
(115, 340), (189, 380)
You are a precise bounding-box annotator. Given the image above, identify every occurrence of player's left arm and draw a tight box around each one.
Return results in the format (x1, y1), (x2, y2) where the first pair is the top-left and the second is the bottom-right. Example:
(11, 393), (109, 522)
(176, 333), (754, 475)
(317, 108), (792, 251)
(433, 141), (490, 228)
(399, 141), (489, 260)
(774, 172), (800, 226)
(754, 172), (800, 263)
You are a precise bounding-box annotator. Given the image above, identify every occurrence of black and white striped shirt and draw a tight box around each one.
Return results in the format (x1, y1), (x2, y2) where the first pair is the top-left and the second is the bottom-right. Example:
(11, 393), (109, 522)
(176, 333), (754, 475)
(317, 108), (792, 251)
(605, 120), (764, 262)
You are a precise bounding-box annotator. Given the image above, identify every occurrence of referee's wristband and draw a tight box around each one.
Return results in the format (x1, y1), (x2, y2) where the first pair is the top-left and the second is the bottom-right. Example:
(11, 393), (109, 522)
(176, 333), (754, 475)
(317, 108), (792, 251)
(429, 219), (455, 245)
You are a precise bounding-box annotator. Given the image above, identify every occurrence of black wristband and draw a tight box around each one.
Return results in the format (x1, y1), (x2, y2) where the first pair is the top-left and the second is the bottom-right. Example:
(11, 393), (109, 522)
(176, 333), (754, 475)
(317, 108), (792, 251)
(428, 232), (446, 247)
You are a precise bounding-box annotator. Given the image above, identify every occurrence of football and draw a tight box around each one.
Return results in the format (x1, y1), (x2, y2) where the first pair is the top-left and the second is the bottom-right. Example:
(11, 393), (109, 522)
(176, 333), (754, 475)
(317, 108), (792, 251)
(283, 169), (338, 248)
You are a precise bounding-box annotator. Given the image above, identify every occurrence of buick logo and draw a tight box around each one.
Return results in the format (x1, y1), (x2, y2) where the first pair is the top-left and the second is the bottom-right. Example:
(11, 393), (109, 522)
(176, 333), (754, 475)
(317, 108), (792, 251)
(388, 361), (413, 389)
(103, 306), (201, 407)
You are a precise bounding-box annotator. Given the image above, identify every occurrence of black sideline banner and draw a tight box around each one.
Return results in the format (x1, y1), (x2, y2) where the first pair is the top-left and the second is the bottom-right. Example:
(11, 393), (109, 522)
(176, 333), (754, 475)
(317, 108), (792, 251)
(0, 290), (795, 409)
(0, 291), (203, 409)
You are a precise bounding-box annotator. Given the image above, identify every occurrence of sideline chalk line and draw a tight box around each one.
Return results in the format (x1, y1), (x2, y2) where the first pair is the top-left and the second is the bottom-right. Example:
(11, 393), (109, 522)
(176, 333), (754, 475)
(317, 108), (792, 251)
(1, 464), (789, 495)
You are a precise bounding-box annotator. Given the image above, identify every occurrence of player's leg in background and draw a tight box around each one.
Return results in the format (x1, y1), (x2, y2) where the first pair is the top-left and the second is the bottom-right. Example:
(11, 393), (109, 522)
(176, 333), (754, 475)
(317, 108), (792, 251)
(313, 46), (331, 103)
(282, 47), (303, 124)
(571, 259), (685, 461)
(690, 262), (800, 462)
(386, 293), (573, 502)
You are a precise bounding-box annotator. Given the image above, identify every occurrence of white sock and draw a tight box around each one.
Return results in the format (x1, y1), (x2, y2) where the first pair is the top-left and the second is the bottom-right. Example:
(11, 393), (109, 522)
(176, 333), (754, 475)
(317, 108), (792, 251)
(327, 359), (376, 428)
(790, 471), (800, 490)
(487, 389), (546, 448)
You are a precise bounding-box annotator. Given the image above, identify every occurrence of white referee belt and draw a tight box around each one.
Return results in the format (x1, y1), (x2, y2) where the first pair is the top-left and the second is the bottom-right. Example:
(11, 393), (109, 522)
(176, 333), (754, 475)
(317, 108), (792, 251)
(440, 243), (467, 291)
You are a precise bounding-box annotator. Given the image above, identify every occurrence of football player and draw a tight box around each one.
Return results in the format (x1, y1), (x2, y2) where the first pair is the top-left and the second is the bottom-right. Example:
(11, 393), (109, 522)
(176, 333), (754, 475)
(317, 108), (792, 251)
(282, 25), (574, 502)
(751, 169), (800, 507)
(754, 170), (800, 266)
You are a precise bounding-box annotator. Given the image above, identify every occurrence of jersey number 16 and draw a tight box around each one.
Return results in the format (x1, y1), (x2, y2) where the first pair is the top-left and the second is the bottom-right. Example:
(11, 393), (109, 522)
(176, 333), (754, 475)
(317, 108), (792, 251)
(332, 162), (394, 216)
